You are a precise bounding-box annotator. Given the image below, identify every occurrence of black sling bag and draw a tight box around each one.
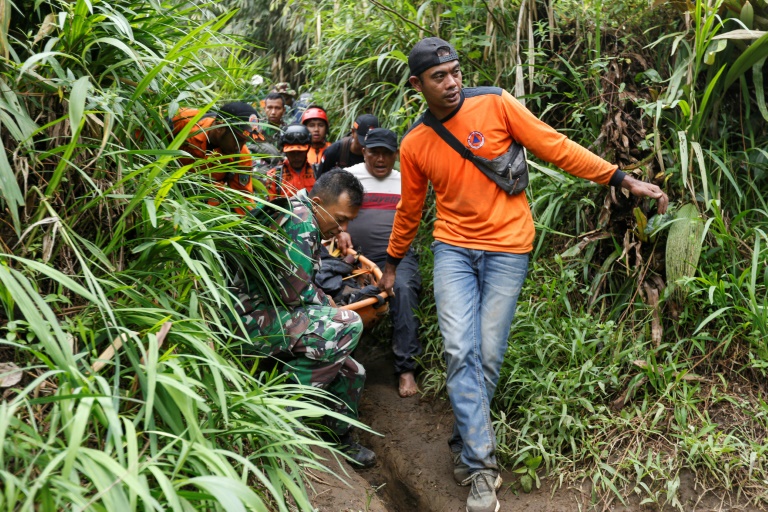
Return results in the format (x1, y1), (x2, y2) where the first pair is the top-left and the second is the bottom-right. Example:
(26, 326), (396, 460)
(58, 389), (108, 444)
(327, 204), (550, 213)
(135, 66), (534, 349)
(422, 110), (529, 196)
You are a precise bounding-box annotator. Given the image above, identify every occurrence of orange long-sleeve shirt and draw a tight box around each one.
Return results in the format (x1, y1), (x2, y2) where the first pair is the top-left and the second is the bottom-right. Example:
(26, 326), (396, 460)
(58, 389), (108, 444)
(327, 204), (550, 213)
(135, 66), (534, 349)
(386, 88), (623, 262)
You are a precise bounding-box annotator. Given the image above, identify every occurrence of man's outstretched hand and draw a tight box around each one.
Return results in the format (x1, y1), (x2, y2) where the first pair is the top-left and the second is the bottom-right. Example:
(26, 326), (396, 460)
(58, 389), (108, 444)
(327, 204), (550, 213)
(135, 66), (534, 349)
(378, 262), (397, 297)
(621, 175), (669, 214)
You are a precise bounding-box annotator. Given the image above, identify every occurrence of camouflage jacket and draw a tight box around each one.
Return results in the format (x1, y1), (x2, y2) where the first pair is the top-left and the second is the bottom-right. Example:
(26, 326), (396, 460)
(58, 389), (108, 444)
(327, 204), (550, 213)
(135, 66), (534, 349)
(240, 190), (330, 308)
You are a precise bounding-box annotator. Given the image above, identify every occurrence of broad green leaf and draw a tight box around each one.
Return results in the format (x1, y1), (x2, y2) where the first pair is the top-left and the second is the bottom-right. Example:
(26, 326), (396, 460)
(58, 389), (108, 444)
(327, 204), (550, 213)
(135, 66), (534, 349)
(740, 0), (754, 29)
(704, 39), (728, 64)
(80, 447), (162, 510)
(520, 474), (533, 492)
(0, 264), (73, 369)
(389, 49), (407, 62)
(754, 57), (768, 121)
(691, 142), (709, 206)
(723, 30), (768, 90)
(0, 77), (39, 141)
(525, 455), (543, 469)
(144, 197), (158, 228)
(82, 37), (142, 68)
(3, 254), (100, 303)
(147, 466), (184, 512)
(68, 75), (90, 136)
(0, 136), (22, 233)
(182, 476), (266, 512)
(693, 307), (732, 334)
(62, 397), (94, 476)
(18, 51), (77, 78)
(634, 207), (649, 242)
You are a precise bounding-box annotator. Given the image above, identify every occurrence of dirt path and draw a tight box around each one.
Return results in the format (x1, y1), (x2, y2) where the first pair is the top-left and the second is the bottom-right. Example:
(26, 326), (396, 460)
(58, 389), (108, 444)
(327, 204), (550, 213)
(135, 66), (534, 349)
(355, 342), (603, 512)
(310, 340), (756, 511)
(307, 445), (390, 512)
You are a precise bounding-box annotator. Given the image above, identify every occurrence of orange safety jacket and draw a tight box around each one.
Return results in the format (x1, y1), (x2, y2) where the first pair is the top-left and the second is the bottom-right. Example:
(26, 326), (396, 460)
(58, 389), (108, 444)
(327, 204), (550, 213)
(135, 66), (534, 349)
(170, 107), (254, 214)
(307, 141), (331, 166)
(266, 159), (316, 201)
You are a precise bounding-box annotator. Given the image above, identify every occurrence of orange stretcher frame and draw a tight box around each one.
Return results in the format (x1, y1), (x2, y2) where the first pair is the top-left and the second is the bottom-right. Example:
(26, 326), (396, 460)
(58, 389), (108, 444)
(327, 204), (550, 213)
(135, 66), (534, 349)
(338, 249), (390, 330)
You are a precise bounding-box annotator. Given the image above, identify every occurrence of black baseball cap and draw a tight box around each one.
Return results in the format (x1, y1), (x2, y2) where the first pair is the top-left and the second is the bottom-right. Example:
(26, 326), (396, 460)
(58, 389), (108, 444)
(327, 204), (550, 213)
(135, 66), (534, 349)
(364, 128), (398, 152)
(217, 102), (264, 142)
(408, 37), (459, 77)
(352, 114), (379, 146)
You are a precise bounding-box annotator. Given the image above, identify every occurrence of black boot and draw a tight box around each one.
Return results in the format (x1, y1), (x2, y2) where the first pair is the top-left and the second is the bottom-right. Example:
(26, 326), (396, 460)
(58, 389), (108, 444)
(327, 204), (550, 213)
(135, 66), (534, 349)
(338, 432), (376, 469)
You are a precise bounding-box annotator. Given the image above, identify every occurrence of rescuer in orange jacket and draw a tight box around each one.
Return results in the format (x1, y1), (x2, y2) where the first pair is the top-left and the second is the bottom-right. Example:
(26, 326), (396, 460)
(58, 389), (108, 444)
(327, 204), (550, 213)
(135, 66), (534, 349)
(301, 106), (331, 168)
(170, 102), (263, 214)
(265, 124), (317, 201)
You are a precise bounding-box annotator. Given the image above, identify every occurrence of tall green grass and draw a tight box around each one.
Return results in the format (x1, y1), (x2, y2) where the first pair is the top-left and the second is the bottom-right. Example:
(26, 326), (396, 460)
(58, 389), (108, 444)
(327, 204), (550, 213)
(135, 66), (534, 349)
(0, 0), (363, 509)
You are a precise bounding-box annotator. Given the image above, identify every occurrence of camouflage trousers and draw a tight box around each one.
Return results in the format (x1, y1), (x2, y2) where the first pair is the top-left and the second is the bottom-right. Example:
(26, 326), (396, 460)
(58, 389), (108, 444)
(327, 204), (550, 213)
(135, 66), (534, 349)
(239, 304), (365, 435)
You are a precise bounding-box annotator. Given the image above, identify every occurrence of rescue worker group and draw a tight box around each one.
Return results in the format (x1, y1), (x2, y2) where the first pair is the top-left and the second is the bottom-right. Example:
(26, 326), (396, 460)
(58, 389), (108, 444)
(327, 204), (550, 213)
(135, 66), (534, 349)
(170, 37), (668, 512)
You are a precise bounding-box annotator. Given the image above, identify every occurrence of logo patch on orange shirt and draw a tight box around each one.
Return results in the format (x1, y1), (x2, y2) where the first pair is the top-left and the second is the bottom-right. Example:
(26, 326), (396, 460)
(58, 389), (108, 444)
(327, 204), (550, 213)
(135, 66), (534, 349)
(467, 131), (485, 149)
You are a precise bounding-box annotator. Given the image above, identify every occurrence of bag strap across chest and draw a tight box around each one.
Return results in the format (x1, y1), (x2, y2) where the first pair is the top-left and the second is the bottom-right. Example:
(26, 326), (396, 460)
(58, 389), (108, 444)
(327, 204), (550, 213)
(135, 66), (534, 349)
(422, 110), (529, 196)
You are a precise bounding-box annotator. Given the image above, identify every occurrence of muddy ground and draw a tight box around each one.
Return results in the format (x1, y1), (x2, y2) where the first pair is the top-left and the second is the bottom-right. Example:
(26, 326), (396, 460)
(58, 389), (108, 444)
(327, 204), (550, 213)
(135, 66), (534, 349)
(308, 339), (759, 512)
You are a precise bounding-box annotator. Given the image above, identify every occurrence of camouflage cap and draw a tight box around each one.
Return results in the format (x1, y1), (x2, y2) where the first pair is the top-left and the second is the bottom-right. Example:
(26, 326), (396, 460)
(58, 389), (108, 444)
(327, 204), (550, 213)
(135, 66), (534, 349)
(271, 82), (297, 97)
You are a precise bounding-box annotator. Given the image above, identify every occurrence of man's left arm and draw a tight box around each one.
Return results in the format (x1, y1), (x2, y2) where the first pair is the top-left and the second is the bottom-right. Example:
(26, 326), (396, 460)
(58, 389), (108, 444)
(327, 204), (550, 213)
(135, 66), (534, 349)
(501, 91), (668, 213)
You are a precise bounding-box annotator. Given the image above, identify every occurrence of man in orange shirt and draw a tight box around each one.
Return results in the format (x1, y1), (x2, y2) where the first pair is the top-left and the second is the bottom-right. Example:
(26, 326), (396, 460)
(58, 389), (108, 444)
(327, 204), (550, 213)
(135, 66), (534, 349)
(170, 102), (262, 215)
(301, 106), (331, 169)
(265, 124), (316, 200)
(378, 38), (668, 512)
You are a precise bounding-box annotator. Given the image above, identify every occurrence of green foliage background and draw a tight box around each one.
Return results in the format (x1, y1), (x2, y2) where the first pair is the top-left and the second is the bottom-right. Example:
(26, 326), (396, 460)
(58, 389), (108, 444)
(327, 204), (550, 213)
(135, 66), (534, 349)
(288, 0), (768, 506)
(2, 0), (768, 509)
(0, 0), (365, 510)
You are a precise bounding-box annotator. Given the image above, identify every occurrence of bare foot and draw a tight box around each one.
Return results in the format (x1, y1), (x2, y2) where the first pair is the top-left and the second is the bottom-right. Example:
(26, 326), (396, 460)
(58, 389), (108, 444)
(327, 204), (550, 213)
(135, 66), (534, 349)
(398, 371), (419, 398)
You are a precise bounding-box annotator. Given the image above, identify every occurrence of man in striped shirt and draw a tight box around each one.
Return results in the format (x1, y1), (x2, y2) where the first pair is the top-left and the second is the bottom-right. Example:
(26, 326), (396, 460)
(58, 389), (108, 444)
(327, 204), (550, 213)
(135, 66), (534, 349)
(339, 128), (422, 398)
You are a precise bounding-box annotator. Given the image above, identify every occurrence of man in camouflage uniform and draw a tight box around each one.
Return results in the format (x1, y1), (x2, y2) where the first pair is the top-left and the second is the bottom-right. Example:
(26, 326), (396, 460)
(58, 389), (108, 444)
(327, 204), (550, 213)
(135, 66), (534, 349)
(271, 82), (297, 121)
(235, 169), (376, 467)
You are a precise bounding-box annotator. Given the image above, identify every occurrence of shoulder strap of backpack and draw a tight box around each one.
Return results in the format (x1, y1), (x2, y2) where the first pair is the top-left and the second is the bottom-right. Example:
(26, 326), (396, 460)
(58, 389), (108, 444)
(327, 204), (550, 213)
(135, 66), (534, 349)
(339, 137), (352, 168)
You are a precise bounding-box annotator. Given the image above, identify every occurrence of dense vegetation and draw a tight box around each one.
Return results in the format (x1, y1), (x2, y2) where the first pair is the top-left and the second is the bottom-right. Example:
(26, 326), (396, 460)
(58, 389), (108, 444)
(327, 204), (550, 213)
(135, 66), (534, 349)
(0, 0), (364, 510)
(2, 0), (768, 510)
(291, 0), (768, 507)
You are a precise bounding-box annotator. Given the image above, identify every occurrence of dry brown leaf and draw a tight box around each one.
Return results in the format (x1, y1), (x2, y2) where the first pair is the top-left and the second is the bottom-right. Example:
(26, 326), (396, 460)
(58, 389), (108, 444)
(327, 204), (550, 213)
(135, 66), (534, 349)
(33, 13), (57, 45)
(0, 362), (23, 387)
(91, 332), (134, 372)
(643, 281), (662, 346)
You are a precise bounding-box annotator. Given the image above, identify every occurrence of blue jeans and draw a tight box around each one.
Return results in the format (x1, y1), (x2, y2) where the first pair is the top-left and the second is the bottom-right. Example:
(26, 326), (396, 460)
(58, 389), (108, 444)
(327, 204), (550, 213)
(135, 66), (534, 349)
(432, 241), (528, 473)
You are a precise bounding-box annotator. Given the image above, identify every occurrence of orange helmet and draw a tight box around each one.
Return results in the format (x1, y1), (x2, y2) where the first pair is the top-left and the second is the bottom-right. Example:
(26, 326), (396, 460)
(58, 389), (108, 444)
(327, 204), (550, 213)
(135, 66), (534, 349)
(301, 106), (328, 126)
